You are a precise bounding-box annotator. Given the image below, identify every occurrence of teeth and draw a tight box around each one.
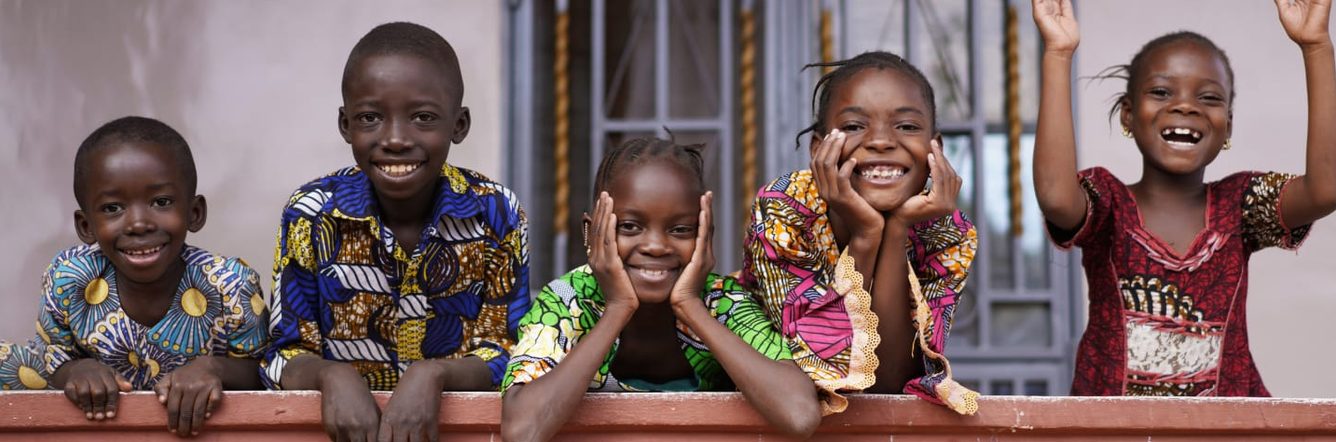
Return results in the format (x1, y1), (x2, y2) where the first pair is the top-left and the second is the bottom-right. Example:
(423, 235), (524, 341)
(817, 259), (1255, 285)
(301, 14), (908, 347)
(124, 246), (161, 256)
(858, 165), (907, 180)
(378, 163), (420, 177)
(1160, 127), (1203, 142)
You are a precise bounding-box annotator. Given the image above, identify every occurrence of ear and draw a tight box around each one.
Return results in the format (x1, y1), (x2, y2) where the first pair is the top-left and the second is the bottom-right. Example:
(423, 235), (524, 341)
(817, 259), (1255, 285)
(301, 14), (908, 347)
(809, 132), (824, 157)
(932, 132), (944, 150)
(74, 210), (96, 245)
(451, 106), (472, 144)
(1118, 96), (1133, 133)
(1227, 110), (1234, 139)
(187, 195), (208, 233)
(337, 107), (352, 144)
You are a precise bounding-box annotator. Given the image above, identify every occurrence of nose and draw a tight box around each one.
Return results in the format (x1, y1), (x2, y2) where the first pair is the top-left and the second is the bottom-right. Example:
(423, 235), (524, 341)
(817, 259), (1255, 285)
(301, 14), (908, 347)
(123, 205), (157, 235)
(1168, 94), (1202, 116)
(380, 119), (414, 152)
(862, 124), (897, 152)
(638, 231), (672, 257)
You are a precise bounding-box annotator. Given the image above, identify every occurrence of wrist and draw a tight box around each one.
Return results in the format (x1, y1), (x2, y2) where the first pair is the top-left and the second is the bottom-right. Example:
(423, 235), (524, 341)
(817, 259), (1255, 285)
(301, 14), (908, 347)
(1301, 39), (1334, 56)
(1043, 47), (1077, 60)
(316, 361), (360, 390)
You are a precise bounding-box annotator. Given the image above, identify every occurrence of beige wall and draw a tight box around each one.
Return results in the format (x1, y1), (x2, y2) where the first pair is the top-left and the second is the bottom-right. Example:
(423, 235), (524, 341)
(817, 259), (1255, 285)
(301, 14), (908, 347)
(0, 1), (504, 339)
(1075, 1), (1336, 397)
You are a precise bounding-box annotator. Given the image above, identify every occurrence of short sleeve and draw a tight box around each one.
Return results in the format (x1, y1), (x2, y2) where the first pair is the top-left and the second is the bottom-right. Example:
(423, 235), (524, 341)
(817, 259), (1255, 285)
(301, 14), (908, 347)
(1049, 167), (1120, 249)
(260, 192), (326, 389)
(704, 275), (792, 362)
(500, 281), (582, 393)
(221, 260), (269, 359)
(1242, 172), (1311, 252)
(38, 259), (85, 375)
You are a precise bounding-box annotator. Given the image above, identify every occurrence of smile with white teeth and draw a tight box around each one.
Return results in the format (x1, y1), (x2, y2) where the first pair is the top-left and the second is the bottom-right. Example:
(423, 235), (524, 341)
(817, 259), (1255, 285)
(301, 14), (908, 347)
(630, 266), (678, 283)
(121, 245), (163, 265)
(1159, 127), (1203, 146)
(377, 163), (421, 177)
(856, 164), (908, 182)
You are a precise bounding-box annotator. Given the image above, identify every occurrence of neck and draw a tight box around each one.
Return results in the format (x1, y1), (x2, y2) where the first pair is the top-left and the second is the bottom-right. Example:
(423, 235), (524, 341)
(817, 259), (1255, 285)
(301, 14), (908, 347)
(376, 179), (440, 229)
(116, 257), (185, 308)
(623, 302), (677, 336)
(1135, 163), (1208, 202)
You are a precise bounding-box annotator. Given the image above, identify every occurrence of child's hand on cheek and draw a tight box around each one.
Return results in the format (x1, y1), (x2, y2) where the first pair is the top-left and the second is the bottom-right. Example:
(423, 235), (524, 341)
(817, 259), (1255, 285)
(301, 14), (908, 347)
(587, 192), (638, 313)
(154, 356), (224, 437)
(670, 192), (715, 312)
(813, 130), (885, 236)
(889, 140), (962, 228)
(1276, 0), (1333, 48)
(59, 359), (132, 421)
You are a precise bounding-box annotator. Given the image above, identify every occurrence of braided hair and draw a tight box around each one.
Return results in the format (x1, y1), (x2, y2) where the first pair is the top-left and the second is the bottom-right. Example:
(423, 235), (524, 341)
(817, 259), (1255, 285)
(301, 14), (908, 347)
(796, 51), (937, 148)
(592, 135), (706, 203)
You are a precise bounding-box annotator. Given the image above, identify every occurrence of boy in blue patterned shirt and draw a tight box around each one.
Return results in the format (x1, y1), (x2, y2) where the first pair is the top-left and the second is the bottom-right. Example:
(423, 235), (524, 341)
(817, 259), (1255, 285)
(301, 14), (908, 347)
(262, 22), (530, 442)
(0, 116), (267, 437)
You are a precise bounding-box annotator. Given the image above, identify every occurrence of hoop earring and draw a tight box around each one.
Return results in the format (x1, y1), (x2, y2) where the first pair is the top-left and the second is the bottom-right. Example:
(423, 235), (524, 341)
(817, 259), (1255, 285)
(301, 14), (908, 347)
(1223, 139), (1232, 150)
(1121, 127), (1133, 139)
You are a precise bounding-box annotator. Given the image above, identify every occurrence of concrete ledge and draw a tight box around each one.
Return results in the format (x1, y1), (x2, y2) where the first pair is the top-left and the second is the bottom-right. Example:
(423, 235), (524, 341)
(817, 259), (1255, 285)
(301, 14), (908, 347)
(2, 391), (1336, 440)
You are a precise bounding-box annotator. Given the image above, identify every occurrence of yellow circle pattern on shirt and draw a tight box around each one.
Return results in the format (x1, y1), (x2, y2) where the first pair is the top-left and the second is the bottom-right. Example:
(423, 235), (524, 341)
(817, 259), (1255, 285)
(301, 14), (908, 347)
(182, 288), (207, 317)
(249, 293), (265, 316)
(85, 278), (109, 305)
(18, 365), (47, 389)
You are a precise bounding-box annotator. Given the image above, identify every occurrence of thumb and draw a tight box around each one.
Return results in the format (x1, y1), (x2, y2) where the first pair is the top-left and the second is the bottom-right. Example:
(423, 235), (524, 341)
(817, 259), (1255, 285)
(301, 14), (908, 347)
(116, 374), (133, 392)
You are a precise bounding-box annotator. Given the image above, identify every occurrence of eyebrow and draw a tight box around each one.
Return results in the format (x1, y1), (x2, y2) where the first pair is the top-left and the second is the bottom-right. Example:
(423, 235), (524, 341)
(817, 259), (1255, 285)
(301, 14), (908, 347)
(837, 105), (926, 116)
(93, 182), (176, 199)
(1148, 74), (1226, 89)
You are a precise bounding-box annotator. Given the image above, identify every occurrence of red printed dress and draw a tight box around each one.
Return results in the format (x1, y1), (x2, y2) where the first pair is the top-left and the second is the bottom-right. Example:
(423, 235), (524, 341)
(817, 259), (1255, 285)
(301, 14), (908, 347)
(1058, 167), (1310, 396)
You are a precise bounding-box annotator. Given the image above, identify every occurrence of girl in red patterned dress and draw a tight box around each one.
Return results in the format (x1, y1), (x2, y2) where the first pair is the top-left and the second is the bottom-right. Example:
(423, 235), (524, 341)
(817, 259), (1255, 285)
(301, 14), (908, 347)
(1033, 0), (1336, 396)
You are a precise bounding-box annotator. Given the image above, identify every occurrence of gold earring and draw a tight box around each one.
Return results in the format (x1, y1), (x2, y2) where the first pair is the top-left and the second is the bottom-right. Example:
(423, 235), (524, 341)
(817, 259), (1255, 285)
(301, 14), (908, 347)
(582, 224), (591, 255)
(1122, 127), (1133, 138)
(1223, 139), (1232, 150)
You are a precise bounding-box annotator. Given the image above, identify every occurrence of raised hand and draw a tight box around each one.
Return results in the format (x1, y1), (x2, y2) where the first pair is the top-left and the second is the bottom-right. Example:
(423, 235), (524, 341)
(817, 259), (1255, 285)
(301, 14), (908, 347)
(1032, 0), (1079, 53)
(59, 358), (132, 421)
(586, 192), (638, 312)
(1277, 0), (1333, 47)
(153, 356), (224, 437)
(670, 192), (715, 310)
(889, 140), (962, 228)
(812, 130), (884, 234)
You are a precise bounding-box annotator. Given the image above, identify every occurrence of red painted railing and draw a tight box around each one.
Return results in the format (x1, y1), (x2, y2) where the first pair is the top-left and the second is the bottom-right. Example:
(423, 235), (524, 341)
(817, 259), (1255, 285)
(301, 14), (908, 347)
(3, 391), (1336, 440)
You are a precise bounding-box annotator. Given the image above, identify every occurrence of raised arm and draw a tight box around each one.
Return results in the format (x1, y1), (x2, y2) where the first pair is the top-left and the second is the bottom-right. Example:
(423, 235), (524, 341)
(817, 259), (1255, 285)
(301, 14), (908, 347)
(1277, 0), (1336, 226)
(1032, 0), (1089, 230)
(501, 192), (640, 442)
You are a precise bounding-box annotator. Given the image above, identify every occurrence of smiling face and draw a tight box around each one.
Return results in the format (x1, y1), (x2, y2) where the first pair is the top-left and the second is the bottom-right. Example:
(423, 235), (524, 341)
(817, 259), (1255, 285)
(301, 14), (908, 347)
(74, 141), (204, 286)
(1121, 39), (1233, 176)
(340, 53), (469, 208)
(817, 68), (936, 212)
(604, 162), (703, 304)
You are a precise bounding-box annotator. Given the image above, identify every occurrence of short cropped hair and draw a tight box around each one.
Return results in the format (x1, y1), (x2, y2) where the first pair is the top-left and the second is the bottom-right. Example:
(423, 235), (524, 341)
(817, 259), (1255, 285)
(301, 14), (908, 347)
(341, 22), (465, 106)
(73, 116), (196, 208)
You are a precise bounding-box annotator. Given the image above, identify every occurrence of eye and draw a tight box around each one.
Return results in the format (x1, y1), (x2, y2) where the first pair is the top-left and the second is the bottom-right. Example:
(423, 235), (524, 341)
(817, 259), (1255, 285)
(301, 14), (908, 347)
(412, 112), (439, 123)
(896, 122), (924, 133)
(838, 121), (865, 133)
(1148, 87), (1171, 99)
(616, 221), (642, 234)
(151, 197), (174, 208)
(669, 224), (698, 237)
(1200, 93), (1226, 105)
(355, 113), (382, 125)
(100, 203), (123, 215)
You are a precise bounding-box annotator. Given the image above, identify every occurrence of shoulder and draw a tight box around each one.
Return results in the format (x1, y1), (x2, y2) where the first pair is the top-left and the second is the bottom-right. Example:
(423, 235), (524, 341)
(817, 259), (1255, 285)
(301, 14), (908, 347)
(450, 165), (526, 225)
(754, 170), (824, 218)
(542, 265), (600, 303)
(182, 246), (261, 295)
(281, 166), (369, 220)
(44, 243), (110, 281)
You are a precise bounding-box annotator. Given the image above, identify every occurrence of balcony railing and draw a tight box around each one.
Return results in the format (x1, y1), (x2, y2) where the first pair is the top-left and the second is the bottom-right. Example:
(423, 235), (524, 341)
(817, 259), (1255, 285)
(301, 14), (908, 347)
(3, 391), (1335, 440)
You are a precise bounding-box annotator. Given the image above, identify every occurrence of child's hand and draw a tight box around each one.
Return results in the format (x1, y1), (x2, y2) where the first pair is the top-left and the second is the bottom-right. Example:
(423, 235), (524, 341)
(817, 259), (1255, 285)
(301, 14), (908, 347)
(153, 356), (223, 437)
(888, 140), (962, 228)
(318, 363), (382, 442)
(1277, 0), (1333, 48)
(378, 362), (445, 442)
(812, 130), (884, 236)
(1032, 0), (1079, 54)
(670, 192), (715, 311)
(587, 192), (639, 312)
(60, 358), (132, 420)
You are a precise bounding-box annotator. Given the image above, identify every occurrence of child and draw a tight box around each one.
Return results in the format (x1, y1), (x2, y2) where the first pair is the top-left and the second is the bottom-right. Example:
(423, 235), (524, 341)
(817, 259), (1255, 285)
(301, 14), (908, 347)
(1032, 0), (1336, 396)
(500, 137), (821, 442)
(0, 116), (268, 437)
(741, 51), (979, 416)
(262, 22), (530, 441)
